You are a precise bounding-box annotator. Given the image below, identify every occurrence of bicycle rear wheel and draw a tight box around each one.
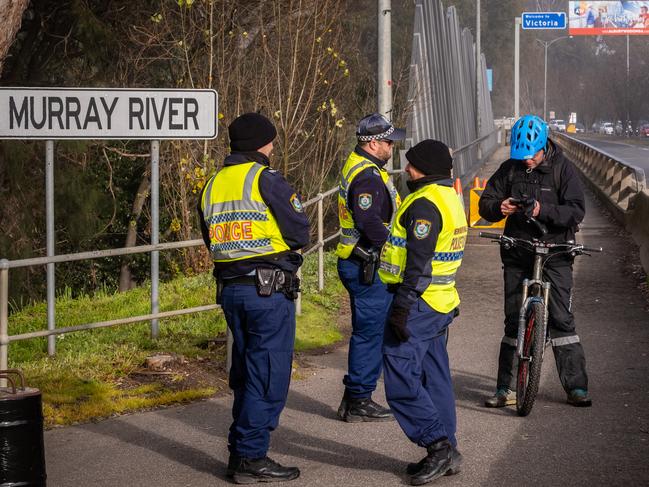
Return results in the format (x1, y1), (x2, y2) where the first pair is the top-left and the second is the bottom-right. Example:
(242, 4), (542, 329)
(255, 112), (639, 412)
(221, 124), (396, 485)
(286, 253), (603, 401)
(516, 301), (546, 416)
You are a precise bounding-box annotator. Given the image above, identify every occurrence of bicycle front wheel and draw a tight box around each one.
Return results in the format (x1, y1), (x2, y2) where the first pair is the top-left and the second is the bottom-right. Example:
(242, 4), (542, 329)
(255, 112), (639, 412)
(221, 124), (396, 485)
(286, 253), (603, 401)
(516, 301), (546, 416)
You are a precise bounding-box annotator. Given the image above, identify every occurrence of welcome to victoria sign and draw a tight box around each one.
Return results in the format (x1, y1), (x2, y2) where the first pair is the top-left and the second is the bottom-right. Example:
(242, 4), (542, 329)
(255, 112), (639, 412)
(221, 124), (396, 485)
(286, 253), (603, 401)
(0, 88), (218, 139)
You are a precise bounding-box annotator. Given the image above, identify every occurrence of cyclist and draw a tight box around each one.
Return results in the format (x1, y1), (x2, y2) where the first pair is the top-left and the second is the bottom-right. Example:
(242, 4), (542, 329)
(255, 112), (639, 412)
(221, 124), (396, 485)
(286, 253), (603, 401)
(478, 114), (592, 408)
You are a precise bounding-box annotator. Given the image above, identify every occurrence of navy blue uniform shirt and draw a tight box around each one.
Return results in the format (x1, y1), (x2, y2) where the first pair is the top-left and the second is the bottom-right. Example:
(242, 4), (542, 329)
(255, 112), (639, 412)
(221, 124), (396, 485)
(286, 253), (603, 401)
(392, 177), (452, 309)
(198, 151), (310, 278)
(347, 145), (394, 250)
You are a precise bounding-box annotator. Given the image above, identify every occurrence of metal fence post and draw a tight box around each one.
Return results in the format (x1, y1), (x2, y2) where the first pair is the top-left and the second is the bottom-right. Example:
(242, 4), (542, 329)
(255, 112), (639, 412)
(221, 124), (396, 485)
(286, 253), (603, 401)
(46, 140), (56, 356)
(150, 140), (160, 339)
(0, 260), (9, 387)
(317, 194), (324, 292)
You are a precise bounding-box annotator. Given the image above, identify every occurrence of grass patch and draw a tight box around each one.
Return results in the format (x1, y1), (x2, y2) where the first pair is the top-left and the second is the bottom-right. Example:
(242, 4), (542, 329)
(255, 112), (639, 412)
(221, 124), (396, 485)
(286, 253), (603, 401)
(7, 252), (344, 426)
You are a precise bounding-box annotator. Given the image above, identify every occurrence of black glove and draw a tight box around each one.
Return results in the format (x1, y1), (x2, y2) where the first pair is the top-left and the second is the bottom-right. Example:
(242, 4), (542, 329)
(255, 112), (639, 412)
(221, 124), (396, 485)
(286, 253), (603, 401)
(388, 304), (410, 342)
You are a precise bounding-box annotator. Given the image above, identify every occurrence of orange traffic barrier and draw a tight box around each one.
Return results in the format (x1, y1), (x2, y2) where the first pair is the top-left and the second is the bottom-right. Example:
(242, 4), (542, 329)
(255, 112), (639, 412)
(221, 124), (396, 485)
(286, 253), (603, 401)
(473, 176), (480, 189)
(482, 178), (488, 188)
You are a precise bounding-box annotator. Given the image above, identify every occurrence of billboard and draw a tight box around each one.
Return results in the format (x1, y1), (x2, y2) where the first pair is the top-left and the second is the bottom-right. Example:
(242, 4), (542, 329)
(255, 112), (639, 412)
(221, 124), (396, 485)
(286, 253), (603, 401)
(569, 1), (649, 35)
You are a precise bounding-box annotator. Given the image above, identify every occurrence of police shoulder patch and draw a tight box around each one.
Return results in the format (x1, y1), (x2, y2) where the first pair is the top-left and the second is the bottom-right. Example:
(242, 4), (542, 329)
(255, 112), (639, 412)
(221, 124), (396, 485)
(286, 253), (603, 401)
(290, 193), (303, 212)
(358, 193), (373, 210)
(414, 219), (431, 239)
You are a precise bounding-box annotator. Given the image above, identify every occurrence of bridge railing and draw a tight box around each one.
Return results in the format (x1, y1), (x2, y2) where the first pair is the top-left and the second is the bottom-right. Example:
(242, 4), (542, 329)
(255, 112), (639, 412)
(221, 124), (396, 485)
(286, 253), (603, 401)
(552, 131), (649, 275)
(0, 130), (500, 375)
(551, 132), (646, 215)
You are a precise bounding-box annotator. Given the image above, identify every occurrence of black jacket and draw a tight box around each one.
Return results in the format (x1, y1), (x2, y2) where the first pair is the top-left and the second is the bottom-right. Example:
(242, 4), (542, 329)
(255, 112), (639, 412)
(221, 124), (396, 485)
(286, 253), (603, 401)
(478, 141), (585, 266)
(197, 151), (310, 278)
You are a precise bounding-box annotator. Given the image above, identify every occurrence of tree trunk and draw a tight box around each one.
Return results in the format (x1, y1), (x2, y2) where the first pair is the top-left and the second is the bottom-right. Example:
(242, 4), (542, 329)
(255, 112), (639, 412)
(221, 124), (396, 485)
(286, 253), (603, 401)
(118, 173), (150, 291)
(0, 0), (29, 77)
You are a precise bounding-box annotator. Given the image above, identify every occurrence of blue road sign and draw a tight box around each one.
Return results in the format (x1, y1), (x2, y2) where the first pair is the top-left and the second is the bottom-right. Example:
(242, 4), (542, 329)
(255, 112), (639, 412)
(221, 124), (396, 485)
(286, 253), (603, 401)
(521, 12), (567, 30)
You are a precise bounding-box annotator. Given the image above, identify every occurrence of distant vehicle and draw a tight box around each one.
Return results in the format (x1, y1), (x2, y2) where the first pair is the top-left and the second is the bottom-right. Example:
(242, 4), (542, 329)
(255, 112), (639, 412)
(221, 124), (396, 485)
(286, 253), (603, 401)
(591, 121), (601, 133)
(550, 119), (566, 132)
(574, 123), (585, 133)
(638, 124), (649, 137)
(614, 121), (624, 136)
(599, 122), (614, 135)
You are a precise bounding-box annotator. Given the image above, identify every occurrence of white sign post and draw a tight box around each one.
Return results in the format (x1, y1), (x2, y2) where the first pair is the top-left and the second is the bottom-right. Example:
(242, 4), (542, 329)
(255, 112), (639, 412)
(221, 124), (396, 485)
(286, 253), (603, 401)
(0, 87), (218, 351)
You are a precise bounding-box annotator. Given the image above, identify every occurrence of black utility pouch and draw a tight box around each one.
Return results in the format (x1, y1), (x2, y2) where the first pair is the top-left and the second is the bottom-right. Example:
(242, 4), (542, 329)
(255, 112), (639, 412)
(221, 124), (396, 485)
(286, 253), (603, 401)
(255, 268), (277, 297)
(282, 273), (301, 300)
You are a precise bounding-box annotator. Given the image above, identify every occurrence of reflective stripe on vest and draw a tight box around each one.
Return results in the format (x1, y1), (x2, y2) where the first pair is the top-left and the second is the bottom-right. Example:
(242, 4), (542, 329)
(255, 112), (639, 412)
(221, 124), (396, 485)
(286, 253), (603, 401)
(335, 151), (400, 258)
(201, 162), (290, 262)
(378, 183), (467, 313)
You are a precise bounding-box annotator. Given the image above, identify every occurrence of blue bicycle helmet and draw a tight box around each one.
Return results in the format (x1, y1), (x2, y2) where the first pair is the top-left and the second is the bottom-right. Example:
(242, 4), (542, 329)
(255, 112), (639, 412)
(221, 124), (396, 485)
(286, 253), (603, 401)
(510, 114), (548, 160)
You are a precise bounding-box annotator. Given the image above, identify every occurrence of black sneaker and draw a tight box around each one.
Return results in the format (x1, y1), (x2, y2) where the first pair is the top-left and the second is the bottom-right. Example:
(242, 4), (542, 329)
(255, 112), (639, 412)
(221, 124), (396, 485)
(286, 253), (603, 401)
(232, 456), (300, 484)
(342, 397), (394, 423)
(407, 446), (462, 476)
(567, 389), (592, 407)
(409, 439), (452, 486)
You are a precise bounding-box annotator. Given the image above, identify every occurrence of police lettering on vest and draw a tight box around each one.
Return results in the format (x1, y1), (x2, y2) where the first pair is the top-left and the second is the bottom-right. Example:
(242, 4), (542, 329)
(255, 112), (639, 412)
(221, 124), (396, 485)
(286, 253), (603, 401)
(201, 161), (290, 262)
(379, 184), (467, 313)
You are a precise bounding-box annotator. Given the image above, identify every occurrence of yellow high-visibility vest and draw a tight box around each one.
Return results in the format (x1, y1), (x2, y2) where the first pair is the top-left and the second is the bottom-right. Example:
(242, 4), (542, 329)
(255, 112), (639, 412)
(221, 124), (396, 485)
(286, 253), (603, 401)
(335, 151), (400, 258)
(379, 183), (467, 313)
(201, 162), (290, 262)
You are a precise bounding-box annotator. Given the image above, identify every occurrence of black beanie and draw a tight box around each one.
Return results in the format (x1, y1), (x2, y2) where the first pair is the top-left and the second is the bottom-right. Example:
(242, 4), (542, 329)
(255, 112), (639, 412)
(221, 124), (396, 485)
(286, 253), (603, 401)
(228, 113), (277, 151)
(405, 139), (453, 177)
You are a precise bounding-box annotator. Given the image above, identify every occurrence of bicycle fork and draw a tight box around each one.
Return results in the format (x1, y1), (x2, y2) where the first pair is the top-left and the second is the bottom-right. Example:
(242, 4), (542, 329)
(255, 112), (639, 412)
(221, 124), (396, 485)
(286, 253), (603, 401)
(516, 280), (551, 360)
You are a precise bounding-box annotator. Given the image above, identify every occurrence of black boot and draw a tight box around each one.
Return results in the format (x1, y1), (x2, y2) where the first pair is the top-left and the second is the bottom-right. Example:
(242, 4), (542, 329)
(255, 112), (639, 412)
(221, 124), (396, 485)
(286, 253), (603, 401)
(226, 454), (243, 478)
(232, 456), (300, 484)
(407, 445), (462, 476)
(341, 397), (394, 423)
(409, 439), (452, 486)
(337, 390), (351, 420)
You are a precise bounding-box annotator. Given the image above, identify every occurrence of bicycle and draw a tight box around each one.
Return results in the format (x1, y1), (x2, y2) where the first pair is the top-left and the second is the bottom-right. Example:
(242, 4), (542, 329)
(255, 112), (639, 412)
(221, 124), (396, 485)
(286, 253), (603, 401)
(479, 229), (602, 416)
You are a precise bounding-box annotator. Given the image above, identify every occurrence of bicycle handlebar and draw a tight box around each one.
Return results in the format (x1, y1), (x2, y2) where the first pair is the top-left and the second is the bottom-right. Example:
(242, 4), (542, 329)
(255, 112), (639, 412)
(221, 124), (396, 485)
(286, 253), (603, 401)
(478, 232), (602, 255)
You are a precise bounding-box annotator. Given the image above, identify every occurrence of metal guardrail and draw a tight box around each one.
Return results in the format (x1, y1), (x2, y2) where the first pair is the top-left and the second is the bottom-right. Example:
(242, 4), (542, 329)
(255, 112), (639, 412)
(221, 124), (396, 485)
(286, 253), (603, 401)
(551, 132), (647, 215)
(0, 131), (498, 374)
(551, 132), (649, 276)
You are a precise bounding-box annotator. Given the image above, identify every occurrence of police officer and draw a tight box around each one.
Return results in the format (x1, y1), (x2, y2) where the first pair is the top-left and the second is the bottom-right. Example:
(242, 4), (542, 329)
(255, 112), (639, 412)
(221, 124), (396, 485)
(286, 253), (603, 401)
(380, 140), (465, 485)
(335, 113), (405, 422)
(479, 114), (591, 408)
(198, 112), (309, 483)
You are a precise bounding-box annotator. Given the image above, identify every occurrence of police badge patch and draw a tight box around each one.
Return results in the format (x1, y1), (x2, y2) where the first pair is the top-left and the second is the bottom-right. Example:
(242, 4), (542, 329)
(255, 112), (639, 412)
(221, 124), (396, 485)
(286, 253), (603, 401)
(414, 219), (431, 239)
(290, 193), (304, 212)
(358, 193), (372, 210)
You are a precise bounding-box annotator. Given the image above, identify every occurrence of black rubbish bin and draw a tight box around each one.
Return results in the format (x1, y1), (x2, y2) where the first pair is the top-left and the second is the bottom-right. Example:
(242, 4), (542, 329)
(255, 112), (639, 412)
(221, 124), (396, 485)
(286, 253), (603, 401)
(0, 369), (46, 487)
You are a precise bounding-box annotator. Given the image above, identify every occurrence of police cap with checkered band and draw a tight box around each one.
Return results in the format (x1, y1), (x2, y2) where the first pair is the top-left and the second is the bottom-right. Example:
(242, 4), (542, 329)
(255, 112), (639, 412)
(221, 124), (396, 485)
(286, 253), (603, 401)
(356, 113), (406, 142)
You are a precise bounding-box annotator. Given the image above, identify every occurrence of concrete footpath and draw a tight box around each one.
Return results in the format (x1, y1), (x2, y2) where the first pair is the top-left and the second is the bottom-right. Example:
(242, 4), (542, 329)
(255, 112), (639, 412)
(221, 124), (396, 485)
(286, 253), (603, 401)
(45, 147), (649, 486)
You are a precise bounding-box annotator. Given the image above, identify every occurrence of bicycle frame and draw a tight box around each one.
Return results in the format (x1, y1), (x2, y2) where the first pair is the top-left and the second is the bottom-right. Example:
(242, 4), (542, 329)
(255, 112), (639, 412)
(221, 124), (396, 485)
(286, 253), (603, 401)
(516, 250), (551, 361)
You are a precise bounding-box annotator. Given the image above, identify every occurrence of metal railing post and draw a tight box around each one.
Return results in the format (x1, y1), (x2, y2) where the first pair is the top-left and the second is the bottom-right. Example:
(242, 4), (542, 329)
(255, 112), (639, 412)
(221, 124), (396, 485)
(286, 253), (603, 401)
(150, 140), (160, 339)
(317, 194), (324, 291)
(0, 260), (9, 388)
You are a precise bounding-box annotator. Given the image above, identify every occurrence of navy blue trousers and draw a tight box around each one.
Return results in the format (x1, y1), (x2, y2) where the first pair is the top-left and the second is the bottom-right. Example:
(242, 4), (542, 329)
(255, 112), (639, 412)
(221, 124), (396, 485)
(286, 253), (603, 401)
(338, 258), (393, 398)
(383, 299), (457, 448)
(222, 284), (295, 459)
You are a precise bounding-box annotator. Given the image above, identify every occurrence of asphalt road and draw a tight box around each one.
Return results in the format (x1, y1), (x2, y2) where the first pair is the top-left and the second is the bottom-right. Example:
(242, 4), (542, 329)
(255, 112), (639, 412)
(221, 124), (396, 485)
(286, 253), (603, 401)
(572, 134), (649, 173)
(43, 147), (649, 486)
